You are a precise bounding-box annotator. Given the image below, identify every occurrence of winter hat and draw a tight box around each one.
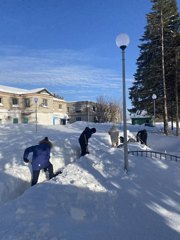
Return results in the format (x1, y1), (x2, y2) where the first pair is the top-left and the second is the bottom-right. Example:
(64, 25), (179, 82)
(39, 137), (53, 148)
(91, 128), (96, 133)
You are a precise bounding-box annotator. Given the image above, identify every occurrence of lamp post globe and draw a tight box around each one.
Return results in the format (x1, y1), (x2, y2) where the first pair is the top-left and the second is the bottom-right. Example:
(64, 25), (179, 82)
(116, 33), (130, 172)
(116, 33), (130, 50)
(152, 94), (157, 101)
(152, 94), (157, 121)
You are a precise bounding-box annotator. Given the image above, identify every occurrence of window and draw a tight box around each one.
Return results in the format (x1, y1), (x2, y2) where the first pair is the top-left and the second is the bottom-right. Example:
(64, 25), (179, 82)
(13, 118), (18, 124)
(75, 107), (81, 113)
(0, 97), (3, 105)
(12, 98), (18, 106)
(59, 104), (62, 110)
(23, 117), (29, 123)
(42, 99), (48, 107)
(76, 117), (81, 121)
(93, 106), (96, 111)
(24, 98), (30, 108)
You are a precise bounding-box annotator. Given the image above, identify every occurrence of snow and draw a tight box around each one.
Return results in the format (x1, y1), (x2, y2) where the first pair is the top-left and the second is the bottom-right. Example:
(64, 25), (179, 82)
(0, 84), (46, 94)
(0, 122), (179, 240)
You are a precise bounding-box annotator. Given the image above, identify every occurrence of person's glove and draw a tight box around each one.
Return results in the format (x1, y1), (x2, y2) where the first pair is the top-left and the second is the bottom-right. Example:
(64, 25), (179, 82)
(24, 158), (29, 163)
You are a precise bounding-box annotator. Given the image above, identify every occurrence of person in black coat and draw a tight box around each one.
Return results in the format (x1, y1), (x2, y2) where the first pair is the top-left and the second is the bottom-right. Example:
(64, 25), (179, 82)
(136, 129), (148, 145)
(79, 127), (96, 156)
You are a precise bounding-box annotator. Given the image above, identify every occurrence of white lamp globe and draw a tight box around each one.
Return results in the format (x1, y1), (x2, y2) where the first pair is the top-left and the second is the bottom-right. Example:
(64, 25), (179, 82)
(116, 33), (130, 49)
(152, 94), (157, 100)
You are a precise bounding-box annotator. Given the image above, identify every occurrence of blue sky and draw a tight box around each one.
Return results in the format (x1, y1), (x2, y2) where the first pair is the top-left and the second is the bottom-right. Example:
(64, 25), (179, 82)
(0, 0), (179, 108)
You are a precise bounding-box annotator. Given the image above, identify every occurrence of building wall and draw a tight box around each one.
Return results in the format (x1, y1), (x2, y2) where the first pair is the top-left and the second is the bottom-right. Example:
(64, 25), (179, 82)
(53, 98), (67, 112)
(53, 98), (68, 125)
(36, 113), (53, 125)
(0, 89), (68, 125)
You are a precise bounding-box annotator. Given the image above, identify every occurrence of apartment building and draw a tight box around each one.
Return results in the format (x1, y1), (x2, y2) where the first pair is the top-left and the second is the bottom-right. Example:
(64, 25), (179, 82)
(0, 85), (68, 125)
(67, 101), (98, 123)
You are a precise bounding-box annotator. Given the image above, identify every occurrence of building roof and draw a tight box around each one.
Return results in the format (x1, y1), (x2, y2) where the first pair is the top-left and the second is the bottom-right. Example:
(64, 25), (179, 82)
(0, 85), (52, 95)
(53, 97), (65, 102)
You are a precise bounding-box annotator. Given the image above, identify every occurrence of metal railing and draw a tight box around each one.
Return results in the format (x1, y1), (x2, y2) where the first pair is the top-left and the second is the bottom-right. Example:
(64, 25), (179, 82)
(128, 150), (180, 162)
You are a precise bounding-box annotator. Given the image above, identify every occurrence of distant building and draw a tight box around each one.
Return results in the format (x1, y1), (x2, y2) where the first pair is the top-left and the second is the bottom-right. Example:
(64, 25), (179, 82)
(131, 116), (153, 126)
(0, 85), (113, 125)
(67, 101), (98, 123)
(0, 85), (68, 125)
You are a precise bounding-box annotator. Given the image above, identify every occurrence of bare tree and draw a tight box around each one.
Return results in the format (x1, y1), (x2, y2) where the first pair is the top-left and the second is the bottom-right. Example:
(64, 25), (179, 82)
(96, 96), (121, 123)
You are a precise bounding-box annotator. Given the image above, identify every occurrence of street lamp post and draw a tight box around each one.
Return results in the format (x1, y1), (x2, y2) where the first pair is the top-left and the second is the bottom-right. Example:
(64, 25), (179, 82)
(116, 33), (130, 172)
(87, 103), (90, 124)
(152, 94), (157, 121)
(34, 97), (38, 133)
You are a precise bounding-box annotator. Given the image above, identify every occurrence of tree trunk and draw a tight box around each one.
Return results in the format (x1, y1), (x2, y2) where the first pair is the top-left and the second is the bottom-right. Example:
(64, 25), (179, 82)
(161, 9), (169, 135)
(175, 48), (179, 136)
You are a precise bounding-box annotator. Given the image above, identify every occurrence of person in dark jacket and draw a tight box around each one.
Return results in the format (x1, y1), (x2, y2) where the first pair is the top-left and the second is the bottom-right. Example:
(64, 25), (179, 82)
(23, 137), (55, 186)
(136, 129), (148, 145)
(79, 127), (96, 156)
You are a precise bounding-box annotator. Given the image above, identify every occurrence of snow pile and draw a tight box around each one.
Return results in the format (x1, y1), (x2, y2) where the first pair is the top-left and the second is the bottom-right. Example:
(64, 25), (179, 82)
(0, 122), (179, 240)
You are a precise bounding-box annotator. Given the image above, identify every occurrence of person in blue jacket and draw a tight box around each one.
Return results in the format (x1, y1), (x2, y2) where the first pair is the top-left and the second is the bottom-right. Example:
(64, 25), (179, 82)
(23, 137), (55, 186)
(79, 127), (96, 156)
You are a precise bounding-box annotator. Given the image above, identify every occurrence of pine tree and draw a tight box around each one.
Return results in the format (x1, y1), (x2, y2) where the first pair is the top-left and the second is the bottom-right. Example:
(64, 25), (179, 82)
(129, 0), (180, 135)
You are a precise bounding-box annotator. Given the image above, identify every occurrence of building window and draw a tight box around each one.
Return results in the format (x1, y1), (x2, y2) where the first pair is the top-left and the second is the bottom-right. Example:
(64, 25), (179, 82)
(59, 104), (62, 110)
(93, 106), (96, 111)
(0, 97), (3, 105)
(76, 117), (81, 121)
(13, 118), (18, 124)
(42, 99), (48, 107)
(24, 98), (30, 108)
(75, 107), (81, 113)
(23, 117), (29, 123)
(12, 98), (18, 106)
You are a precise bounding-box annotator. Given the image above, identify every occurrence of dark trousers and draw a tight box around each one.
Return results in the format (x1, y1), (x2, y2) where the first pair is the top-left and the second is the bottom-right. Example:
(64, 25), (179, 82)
(31, 163), (54, 186)
(79, 141), (89, 156)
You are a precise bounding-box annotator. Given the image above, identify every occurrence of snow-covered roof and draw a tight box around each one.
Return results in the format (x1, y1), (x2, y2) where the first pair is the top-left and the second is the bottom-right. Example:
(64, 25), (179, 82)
(131, 116), (152, 119)
(0, 85), (50, 95)
(53, 97), (65, 102)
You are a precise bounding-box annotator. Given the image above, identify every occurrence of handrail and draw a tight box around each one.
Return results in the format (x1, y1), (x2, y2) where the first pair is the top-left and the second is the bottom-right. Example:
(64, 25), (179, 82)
(128, 150), (180, 162)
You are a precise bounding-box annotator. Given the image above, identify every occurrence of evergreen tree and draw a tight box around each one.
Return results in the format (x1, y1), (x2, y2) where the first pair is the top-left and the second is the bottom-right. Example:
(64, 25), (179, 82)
(129, 0), (180, 135)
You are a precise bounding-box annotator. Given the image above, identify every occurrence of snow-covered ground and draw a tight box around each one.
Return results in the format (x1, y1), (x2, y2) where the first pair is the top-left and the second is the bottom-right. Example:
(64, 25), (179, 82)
(0, 122), (179, 240)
